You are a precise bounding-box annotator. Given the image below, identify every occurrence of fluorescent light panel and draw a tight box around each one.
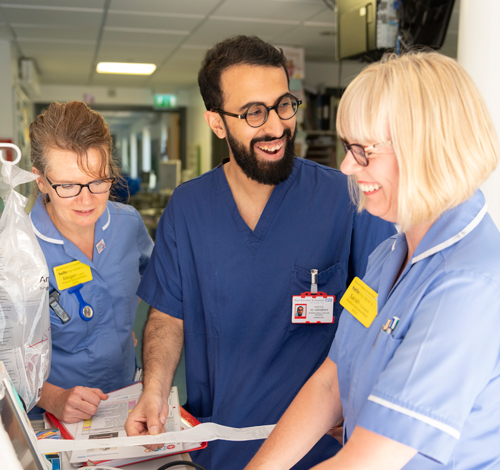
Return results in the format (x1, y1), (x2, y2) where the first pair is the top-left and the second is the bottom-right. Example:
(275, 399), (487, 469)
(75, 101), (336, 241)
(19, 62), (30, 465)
(96, 62), (156, 75)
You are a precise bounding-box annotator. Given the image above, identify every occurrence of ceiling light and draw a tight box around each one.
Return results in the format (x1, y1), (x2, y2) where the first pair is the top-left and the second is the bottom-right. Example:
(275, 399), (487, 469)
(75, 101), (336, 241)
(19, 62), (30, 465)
(96, 62), (156, 75)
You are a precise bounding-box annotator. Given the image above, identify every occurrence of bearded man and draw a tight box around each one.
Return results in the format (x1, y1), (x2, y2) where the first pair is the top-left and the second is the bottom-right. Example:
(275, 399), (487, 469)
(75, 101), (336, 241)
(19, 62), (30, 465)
(125, 35), (395, 470)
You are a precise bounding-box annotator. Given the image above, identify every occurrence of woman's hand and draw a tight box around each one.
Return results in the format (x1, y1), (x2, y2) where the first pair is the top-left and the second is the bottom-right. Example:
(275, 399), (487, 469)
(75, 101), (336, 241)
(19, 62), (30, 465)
(37, 382), (108, 423)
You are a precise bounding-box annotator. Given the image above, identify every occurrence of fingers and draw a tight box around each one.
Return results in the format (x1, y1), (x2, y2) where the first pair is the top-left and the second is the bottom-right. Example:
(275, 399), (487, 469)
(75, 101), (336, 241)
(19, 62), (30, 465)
(144, 400), (169, 450)
(88, 387), (109, 401)
(125, 399), (149, 437)
(58, 387), (107, 422)
(145, 400), (168, 436)
(125, 393), (169, 451)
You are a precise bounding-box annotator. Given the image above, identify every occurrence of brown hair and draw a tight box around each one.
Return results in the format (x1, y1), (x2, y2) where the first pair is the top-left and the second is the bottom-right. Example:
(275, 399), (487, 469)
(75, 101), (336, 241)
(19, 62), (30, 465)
(30, 101), (122, 197)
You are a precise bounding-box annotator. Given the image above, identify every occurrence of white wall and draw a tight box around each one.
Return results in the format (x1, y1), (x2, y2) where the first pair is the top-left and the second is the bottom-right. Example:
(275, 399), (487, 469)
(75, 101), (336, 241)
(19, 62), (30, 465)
(0, 40), (16, 140)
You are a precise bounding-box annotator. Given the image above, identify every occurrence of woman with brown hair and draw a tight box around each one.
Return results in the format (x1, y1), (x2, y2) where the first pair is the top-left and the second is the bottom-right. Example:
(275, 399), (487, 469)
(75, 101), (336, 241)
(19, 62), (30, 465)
(29, 101), (153, 422)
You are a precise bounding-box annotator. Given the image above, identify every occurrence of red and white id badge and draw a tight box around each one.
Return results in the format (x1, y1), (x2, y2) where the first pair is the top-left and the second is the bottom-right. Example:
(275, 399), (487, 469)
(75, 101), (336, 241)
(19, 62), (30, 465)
(292, 292), (335, 324)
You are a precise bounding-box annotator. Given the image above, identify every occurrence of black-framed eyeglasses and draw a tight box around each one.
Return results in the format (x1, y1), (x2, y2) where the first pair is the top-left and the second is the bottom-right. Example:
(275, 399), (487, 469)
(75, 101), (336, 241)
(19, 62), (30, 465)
(341, 139), (392, 167)
(212, 94), (302, 128)
(45, 176), (115, 198)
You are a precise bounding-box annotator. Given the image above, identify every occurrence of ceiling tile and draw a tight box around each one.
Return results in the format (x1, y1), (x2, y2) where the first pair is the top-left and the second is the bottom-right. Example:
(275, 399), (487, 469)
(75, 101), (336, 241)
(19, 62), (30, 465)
(109, 0), (221, 16)
(97, 43), (174, 63)
(1, 0), (105, 8)
(148, 70), (199, 88)
(17, 40), (95, 56)
(184, 18), (293, 46)
(12, 24), (100, 41)
(1, 8), (104, 27)
(170, 46), (208, 62)
(90, 73), (152, 87)
(156, 59), (201, 75)
(106, 11), (202, 31)
(100, 29), (187, 46)
(303, 6), (335, 25)
(34, 55), (93, 84)
(213, 0), (326, 22)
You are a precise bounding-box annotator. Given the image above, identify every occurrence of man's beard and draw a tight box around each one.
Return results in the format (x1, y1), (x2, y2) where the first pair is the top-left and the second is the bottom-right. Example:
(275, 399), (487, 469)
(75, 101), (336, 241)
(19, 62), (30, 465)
(225, 124), (296, 186)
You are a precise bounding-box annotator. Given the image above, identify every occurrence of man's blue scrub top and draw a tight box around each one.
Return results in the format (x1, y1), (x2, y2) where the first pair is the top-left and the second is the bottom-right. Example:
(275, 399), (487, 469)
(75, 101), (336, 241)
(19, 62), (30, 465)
(330, 190), (500, 469)
(31, 197), (153, 394)
(138, 158), (396, 470)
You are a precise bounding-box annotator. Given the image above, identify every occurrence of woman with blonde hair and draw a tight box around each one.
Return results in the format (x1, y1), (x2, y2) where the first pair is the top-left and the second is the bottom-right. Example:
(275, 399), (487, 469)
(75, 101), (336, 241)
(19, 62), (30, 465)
(245, 52), (500, 470)
(29, 101), (153, 422)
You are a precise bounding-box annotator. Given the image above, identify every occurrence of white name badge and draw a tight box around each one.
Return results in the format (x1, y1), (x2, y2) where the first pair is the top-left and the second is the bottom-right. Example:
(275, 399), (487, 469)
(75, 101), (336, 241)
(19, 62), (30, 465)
(292, 292), (335, 324)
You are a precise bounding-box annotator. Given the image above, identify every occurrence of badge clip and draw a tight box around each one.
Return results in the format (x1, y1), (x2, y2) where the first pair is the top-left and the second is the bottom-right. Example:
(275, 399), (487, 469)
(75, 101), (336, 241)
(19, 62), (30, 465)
(310, 269), (318, 295)
(49, 289), (71, 324)
(68, 283), (94, 321)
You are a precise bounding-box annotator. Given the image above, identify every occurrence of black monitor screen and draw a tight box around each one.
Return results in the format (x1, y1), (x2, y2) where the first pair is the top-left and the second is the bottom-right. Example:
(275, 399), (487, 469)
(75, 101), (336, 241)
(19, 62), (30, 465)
(399, 0), (456, 49)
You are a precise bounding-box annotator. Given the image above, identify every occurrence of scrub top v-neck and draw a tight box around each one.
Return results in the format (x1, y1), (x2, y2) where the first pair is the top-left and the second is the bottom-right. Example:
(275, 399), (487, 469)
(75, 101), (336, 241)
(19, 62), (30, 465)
(219, 159), (295, 255)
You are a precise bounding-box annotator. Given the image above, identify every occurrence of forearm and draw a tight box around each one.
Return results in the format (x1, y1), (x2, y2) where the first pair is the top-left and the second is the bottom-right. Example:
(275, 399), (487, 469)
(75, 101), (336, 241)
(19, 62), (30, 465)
(311, 426), (417, 470)
(36, 382), (62, 413)
(142, 307), (184, 399)
(246, 358), (342, 470)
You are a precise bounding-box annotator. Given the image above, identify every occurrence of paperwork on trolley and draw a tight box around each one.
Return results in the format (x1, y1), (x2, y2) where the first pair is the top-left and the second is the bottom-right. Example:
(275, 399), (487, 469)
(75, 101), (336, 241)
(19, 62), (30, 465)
(69, 383), (182, 465)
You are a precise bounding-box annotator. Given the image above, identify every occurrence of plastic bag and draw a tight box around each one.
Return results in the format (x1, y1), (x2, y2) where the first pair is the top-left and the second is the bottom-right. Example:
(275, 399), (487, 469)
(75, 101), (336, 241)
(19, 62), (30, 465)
(0, 144), (51, 411)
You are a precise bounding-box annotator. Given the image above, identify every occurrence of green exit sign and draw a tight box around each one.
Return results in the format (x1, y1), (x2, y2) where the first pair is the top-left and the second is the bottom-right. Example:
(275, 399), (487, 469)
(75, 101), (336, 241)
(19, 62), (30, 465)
(154, 94), (177, 108)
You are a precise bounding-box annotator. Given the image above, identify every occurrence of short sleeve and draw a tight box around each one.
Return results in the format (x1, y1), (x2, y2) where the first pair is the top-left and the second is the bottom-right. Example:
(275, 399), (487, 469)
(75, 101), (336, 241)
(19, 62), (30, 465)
(136, 205), (183, 319)
(357, 272), (500, 464)
(349, 211), (396, 284)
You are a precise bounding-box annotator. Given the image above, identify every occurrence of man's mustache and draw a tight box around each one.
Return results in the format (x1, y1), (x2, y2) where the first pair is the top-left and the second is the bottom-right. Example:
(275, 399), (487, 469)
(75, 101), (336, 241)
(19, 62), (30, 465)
(251, 127), (293, 146)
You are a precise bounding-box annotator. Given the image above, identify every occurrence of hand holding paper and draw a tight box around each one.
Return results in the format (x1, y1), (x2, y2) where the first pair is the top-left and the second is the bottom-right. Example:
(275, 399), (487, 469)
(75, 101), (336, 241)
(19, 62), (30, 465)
(125, 388), (169, 450)
(38, 382), (108, 423)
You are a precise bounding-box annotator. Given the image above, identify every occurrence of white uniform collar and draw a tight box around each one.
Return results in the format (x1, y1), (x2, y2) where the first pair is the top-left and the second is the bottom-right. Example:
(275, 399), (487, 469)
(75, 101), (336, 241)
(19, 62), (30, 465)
(411, 190), (487, 264)
(30, 195), (112, 245)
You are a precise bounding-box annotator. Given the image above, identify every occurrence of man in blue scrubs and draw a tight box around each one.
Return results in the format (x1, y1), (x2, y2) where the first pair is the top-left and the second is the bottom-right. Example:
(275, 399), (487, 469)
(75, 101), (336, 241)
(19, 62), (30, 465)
(125, 35), (395, 470)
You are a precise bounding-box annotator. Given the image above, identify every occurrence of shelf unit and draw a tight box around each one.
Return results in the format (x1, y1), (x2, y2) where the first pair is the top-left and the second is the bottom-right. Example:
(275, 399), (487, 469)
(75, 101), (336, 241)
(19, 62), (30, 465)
(301, 90), (341, 168)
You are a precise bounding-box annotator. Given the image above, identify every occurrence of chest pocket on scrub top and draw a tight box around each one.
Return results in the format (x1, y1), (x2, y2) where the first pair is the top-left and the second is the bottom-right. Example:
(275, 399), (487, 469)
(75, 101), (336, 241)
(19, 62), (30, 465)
(288, 263), (346, 334)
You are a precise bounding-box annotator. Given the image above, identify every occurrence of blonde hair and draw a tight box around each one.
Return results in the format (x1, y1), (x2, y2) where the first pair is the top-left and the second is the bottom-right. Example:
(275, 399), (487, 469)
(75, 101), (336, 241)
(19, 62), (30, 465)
(337, 51), (499, 232)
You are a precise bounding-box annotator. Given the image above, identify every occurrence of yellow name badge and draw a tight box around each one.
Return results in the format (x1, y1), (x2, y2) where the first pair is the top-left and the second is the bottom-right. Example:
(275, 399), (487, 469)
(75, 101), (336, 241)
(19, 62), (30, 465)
(53, 260), (93, 291)
(340, 277), (378, 328)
